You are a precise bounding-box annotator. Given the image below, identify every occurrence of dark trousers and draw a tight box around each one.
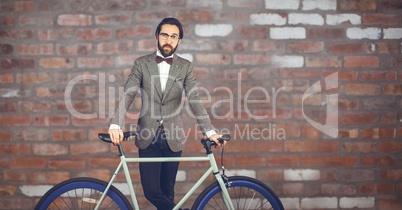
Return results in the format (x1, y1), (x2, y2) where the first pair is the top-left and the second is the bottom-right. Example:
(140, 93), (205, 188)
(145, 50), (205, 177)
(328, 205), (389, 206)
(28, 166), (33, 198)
(139, 126), (182, 210)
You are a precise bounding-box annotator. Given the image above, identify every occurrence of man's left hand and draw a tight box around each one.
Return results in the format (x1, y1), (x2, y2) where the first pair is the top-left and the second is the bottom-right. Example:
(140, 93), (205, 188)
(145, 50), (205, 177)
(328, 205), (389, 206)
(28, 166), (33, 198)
(209, 134), (227, 147)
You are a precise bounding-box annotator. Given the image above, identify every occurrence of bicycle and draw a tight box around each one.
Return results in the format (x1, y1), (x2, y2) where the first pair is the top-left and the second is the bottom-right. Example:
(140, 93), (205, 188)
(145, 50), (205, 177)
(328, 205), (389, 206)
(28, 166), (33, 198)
(35, 131), (284, 210)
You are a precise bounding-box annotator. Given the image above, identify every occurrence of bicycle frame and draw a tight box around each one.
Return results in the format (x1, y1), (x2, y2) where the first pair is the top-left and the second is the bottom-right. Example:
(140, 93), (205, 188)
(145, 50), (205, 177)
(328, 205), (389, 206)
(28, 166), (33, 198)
(94, 151), (235, 210)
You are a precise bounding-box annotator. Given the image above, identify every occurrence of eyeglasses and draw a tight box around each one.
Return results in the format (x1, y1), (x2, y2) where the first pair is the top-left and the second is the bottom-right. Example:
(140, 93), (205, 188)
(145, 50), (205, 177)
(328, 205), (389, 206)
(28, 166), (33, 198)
(159, 32), (179, 41)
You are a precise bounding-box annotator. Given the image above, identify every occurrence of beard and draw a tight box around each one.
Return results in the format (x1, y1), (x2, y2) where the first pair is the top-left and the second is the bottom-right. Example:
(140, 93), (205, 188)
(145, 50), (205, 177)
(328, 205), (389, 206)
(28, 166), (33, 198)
(158, 40), (178, 57)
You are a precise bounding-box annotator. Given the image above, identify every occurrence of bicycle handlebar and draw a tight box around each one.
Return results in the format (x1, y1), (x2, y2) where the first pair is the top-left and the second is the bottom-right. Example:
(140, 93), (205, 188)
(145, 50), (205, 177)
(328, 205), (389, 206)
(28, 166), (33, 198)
(98, 132), (231, 148)
(98, 131), (137, 143)
(201, 134), (231, 146)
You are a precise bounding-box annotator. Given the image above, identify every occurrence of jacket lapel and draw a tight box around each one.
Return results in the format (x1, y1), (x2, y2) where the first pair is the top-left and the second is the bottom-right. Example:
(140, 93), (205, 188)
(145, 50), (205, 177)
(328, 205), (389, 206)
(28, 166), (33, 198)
(145, 54), (163, 100)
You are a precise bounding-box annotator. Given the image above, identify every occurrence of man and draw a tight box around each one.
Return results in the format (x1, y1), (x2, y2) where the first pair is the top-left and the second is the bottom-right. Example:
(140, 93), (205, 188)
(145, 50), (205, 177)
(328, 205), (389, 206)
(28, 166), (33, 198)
(108, 17), (224, 210)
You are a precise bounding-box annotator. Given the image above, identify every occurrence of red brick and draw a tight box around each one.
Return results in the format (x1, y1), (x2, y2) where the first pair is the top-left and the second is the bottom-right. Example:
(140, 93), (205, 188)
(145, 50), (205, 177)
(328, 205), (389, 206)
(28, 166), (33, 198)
(381, 0), (402, 10)
(342, 113), (378, 125)
(302, 155), (358, 167)
(33, 115), (70, 126)
(19, 101), (52, 112)
(378, 141), (402, 153)
(177, 10), (214, 23)
(48, 158), (86, 170)
(0, 44), (13, 54)
(227, 0), (263, 8)
(56, 43), (92, 55)
(11, 157), (47, 169)
(0, 129), (12, 141)
(372, 41), (402, 54)
(344, 56), (379, 68)
(95, 14), (131, 25)
(339, 99), (359, 110)
(76, 28), (112, 40)
(267, 155), (299, 167)
(0, 115), (31, 126)
(17, 128), (49, 141)
(285, 140), (339, 152)
(0, 73), (13, 84)
(308, 28), (344, 39)
(383, 56), (402, 68)
(39, 57), (74, 69)
(233, 54), (270, 65)
(338, 128), (359, 139)
(363, 14), (398, 25)
(0, 29), (34, 39)
(77, 57), (114, 68)
(360, 156), (396, 166)
(16, 72), (52, 84)
(342, 142), (375, 153)
(195, 54), (231, 65)
(305, 56), (341, 67)
(70, 142), (110, 155)
(0, 1), (34, 12)
(339, 0), (377, 10)
(0, 101), (18, 113)
(35, 86), (65, 98)
(19, 15), (53, 26)
(343, 84), (380, 95)
(236, 154), (266, 167)
(57, 14), (91, 26)
(360, 70), (396, 81)
(383, 84), (402, 95)
(378, 198), (402, 209)
(3, 170), (70, 184)
(236, 25), (267, 39)
(1, 58), (34, 69)
(76, 169), (111, 181)
(0, 16), (14, 26)
(52, 129), (87, 141)
(134, 11), (172, 22)
(381, 113), (398, 124)
(288, 41), (324, 53)
(116, 26), (153, 39)
(253, 40), (282, 52)
(96, 41), (133, 54)
(0, 144), (31, 155)
(0, 198), (34, 210)
(280, 69), (321, 79)
(338, 70), (358, 81)
(328, 43), (361, 54)
(37, 28), (74, 40)
(32, 143), (69, 156)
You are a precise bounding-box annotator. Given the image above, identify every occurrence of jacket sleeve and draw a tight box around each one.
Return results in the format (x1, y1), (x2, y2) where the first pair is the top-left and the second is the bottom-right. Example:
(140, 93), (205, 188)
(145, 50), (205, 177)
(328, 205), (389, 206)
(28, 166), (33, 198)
(109, 60), (142, 129)
(183, 63), (216, 134)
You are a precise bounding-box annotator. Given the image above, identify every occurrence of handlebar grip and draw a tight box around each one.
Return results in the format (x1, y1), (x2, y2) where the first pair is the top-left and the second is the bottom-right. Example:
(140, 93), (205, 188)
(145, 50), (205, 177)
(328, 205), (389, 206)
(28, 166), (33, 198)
(201, 134), (231, 146)
(98, 131), (137, 144)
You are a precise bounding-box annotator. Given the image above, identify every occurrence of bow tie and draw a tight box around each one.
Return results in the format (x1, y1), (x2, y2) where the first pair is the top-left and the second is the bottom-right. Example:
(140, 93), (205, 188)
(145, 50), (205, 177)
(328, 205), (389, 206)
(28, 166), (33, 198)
(156, 56), (173, 65)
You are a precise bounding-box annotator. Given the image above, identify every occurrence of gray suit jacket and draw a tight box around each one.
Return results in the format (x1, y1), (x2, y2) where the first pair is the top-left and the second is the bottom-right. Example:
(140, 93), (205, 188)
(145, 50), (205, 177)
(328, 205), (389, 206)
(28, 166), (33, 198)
(110, 52), (215, 152)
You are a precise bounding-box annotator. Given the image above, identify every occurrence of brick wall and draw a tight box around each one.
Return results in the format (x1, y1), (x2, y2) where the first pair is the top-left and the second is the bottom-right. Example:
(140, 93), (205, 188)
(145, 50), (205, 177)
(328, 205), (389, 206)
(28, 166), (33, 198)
(1, 0), (402, 209)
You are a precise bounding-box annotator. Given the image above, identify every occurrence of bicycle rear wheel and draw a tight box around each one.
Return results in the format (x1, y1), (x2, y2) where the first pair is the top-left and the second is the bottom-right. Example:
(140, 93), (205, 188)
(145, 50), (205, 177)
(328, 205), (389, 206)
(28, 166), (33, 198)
(192, 176), (284, 210)
(34, 177), (132, 210)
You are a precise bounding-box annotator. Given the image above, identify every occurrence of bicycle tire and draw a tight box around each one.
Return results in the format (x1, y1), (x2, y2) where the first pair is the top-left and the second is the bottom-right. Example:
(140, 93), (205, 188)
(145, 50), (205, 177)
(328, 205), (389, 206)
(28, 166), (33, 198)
(192, 176), (284, 210)
(34, 177), (133, 210)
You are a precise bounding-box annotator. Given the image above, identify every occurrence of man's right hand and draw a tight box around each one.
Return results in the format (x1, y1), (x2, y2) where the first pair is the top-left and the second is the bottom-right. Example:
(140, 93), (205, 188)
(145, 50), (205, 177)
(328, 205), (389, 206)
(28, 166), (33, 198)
(108, 129), (124, 145)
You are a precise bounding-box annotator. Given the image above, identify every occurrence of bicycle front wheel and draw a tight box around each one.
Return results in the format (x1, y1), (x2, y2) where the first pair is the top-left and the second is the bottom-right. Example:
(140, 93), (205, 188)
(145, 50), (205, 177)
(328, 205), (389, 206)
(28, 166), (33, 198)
(192, 176), (284, 210)
(34, 177), (132, 210)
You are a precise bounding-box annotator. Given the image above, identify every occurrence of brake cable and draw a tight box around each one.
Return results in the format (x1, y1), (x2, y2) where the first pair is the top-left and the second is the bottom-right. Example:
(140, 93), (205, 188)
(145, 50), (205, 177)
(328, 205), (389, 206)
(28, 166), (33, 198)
(220, 144), (230, 187)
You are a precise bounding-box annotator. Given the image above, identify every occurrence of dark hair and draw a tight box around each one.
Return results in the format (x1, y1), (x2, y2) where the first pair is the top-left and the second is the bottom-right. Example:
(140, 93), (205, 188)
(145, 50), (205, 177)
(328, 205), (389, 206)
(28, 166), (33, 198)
(155, 17), (183, 39)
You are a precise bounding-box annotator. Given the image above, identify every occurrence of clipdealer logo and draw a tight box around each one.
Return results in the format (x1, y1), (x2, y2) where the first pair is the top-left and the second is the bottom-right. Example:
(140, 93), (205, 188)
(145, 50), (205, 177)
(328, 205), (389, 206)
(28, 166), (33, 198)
(302, 72), (339, 138)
